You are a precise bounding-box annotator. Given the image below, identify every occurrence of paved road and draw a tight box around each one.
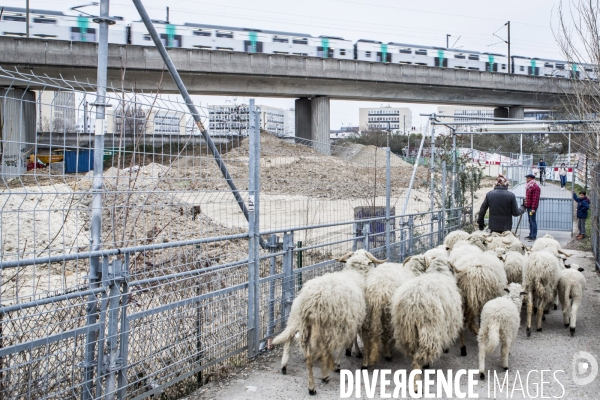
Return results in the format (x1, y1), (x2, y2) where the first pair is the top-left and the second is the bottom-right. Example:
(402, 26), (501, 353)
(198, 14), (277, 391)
(191, 249), (600, 400)
(512, 181), (572, 199)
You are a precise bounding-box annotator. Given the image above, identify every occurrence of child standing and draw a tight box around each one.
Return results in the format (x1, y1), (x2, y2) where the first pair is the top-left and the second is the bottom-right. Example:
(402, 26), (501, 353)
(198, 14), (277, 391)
(572, 191), (590, 239)
(559, 163), (567, 190)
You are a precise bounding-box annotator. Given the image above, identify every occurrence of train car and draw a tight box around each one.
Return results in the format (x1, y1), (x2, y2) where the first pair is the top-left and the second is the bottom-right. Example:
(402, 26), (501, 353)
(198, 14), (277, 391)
(0, 7), (126, 44)
(129, 20), (184, 47)
(355, 40), (393, 62)
(312, 36), (353, 59)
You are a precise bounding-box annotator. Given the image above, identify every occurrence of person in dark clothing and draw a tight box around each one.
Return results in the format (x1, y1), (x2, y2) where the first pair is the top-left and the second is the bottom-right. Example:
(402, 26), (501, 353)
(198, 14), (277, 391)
(477, 175), (526, 233)
(572, 191), (590, 239)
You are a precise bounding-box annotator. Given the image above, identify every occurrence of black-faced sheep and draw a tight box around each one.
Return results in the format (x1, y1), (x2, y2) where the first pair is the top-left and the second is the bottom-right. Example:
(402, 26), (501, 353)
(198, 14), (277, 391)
(558, 265), (586, 336)
(478, 283), (527, 379)
(390, 257), (463, 391)
(273, 249), (386, 395)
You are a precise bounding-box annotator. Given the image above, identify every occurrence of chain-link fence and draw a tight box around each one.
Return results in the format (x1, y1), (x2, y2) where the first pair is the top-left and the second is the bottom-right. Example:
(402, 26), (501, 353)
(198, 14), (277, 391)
(0, 69), (468, 400)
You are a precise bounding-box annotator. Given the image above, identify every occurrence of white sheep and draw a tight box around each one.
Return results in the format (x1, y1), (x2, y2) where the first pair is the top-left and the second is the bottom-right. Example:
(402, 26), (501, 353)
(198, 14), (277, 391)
(391, 257), (463, 391)
(443, 230), (470, 250)
(478, 283), (527, 379)
(523, 249), (564, 336)
(502, 251), (528, 285)
(557, 265), (586, 336)
(449, 240), (483, 267)
(454, 250), (508, 356)
(360, 261), (418, 368)
(424, 244), (450, 260)
(273, 249), (386, 395)
(402, 254), (431, 276)
(487, 235), (527, 255)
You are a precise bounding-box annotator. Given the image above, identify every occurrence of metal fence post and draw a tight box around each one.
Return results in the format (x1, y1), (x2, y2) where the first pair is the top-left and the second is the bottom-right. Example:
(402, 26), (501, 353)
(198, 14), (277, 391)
(437, 211), (443, 246)
(352, 223), (360, 251)
(104, 259), (123, 400)
(83, 2), (110, 398)
(399, 217), (406, 262)
(266, 234), (279, 340)
(116, 254), (130, 400)
(282, 231), (295, 324)
(247, 99), (260, 358)
(385, 146), (391, 259)
(296, 240), (303, 290)
(429, 124), (435, 248)
(408, 216), (414, 256)
(441, 160), (447, 235)
(363, 223), (371, 251)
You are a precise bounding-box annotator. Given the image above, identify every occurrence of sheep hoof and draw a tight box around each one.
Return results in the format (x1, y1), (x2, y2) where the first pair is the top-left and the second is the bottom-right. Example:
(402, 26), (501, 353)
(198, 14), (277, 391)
(537, 328), (543, 332)
(554, 304), (558, 310)
(544, 309), (549, 315)
(503, 367), (509, 371)
(423, 364), (430, 369)
(309, 388), (317, 395)
(356, 353), (363, 359)
(526, 328), (531, 337)
(565, 323), (570, 328)
(480, 372), (485, 380)
(460, 346), (467, 357)
(443, 349), (449, 354)
(345, 349), (352, 357)
(361, 365), (368, 370)
(321, 376), (330, 383)
(281, 367), (287, 375)
(335, 367), (341, 373)
(570, 328), (576, 336)
(542, 315), (546, 321)
(533, 307), (538, 314)
(385, 356), (392, 361)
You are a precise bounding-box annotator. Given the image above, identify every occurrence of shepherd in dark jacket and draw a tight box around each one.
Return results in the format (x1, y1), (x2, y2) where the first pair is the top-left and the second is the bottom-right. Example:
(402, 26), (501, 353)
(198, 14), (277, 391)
(477, 175), (526, 233)
(573, 191), (590, 239)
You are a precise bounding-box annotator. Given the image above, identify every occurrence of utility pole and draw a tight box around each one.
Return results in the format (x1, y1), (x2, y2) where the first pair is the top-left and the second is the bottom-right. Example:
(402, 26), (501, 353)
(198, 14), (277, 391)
(26, 0), (30, 38)
(507, 21), (511, 72)
(166, 6), (169, 23)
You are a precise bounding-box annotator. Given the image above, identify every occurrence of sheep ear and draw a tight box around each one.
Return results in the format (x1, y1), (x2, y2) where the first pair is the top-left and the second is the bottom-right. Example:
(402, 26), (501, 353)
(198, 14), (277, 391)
(504, 288), (510, 293)
(446, 246), (450, 251)
(500, 254), (507, 261)
(335, 252), (354, 263)
(565, 264), (571, 269)
(578, 267), (585, 272)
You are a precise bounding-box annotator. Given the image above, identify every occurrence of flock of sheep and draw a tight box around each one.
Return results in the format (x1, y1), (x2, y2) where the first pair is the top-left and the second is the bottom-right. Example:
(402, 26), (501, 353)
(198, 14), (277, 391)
(273, 230), (587, 395)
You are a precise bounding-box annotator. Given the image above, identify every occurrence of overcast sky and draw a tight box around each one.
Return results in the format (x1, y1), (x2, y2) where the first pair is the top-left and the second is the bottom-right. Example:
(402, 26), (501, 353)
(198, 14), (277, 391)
(3, 0), (568, 129)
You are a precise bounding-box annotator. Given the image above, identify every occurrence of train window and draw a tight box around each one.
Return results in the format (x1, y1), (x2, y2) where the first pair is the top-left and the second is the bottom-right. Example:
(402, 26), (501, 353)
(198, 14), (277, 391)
(468, 67), (478, 70)
(293, 37), (308, 44)
(416, 62), (427, 65)
(193, 29), (211, 37)
(274, 51), (289, 54)
(292, 53), (308, 56)
(399, 61), (412, 65)
(340, 49), (346, 56)
(71, 27), (97, 41)
(556, 64), (565, 70)
(194, 45), (212, 49)
(273, 36), (289, 43)
(365, 51), (371, 58)
(468, 54), (479, 61)
(455, 54), (466, 59)
(3, 15), (26, 22)
(143, 35), (152, 41)
(501, 64), (506, 69)
(4, 32), (27, 37)
(216, 30), (233, 38)
(216, 47), (234, 51)
(415, 49), (427, 55)
(520, 66), (525, 71)
(35, 34), (58, 38)
(33, 18), (56, 24)
(585, 68), (593, 72)
(399, 48), (411, 54)
(544, 62), (553, 68)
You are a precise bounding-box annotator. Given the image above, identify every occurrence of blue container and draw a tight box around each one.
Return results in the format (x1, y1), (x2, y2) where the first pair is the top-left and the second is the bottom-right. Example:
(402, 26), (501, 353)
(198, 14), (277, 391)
(64, 150), (94, 173)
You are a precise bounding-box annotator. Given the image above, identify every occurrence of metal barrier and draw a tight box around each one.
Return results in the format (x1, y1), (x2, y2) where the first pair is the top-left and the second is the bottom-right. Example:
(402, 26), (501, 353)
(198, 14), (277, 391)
(0, 68), (468, 400)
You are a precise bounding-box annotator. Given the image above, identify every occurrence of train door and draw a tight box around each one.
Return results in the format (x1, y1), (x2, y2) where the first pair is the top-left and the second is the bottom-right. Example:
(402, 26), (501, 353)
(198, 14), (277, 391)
(160, 24), (182, 47)
(434, 50), (448, 67)
(527, 59), (540, 76)
(376, 44), (391, 62)
(317, 38), (334, 58)
(571, 64), (580, 79)
(485, 55), (498, 72)
(244, 31), (263, 53)
(71, 17), (97, 42)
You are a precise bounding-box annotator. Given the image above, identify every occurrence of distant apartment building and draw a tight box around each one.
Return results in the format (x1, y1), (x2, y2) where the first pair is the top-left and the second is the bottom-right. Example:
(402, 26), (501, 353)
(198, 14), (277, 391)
(38, 91), (77, 132)
(437, 105), (495, 123)
(208, 104), (292, 137)
(358, 106), (412, 133)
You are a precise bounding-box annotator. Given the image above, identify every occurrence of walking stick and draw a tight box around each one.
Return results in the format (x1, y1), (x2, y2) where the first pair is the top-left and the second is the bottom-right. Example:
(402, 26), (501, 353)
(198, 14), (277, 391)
(514, 213), (523, 235)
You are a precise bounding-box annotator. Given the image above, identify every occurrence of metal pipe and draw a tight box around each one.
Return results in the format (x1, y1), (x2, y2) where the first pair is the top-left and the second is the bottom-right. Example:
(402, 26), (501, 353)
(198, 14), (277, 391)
(452, 132), (456, 211)
(130, 0), (265, 248)
(402, 121), (428, 215)
(432, 120), (592, 126)
(385, 145), (391, 259)
(429, 123), (435, 247)
(104, 261), (122, 400)
(247, 99), (259, 358)
(421, 113), (594, 124)
(26, 0), (29, 38)
(452, 131), (587, 135)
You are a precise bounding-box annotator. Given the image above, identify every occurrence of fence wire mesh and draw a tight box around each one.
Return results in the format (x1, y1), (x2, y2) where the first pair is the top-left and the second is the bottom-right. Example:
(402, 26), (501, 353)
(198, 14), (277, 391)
(0, 69), (469, 400)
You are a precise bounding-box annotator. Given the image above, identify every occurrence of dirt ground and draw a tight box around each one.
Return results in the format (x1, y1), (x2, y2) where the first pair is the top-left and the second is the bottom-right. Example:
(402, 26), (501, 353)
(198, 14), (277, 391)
(187, 249), (600, 400)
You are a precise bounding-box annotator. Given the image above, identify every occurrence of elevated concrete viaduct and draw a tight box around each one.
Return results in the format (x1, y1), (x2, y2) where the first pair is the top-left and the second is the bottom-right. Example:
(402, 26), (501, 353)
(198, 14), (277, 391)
(0, 38), (578, 154)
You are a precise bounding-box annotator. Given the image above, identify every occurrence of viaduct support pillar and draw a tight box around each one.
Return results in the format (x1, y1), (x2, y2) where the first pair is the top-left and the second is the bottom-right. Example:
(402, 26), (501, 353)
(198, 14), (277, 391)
(295, 97), (312, 141)
(508, 106), (524, 119)
(494, 107), (509, 119)
(311, 96), (330, 155)
(0, 88), (36, 181)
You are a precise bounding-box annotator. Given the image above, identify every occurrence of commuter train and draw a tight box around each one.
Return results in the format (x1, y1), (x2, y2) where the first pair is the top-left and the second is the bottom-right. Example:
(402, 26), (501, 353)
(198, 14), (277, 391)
(2, 6), (596, 80)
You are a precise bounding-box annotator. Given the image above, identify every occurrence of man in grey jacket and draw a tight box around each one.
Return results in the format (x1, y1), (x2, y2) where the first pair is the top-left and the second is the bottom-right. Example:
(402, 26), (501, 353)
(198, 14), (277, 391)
(477, 175), (526, 233)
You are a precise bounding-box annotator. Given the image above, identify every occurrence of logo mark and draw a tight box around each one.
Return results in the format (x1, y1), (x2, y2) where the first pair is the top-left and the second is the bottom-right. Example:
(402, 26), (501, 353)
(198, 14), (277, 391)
(572, 351), (598, 386)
